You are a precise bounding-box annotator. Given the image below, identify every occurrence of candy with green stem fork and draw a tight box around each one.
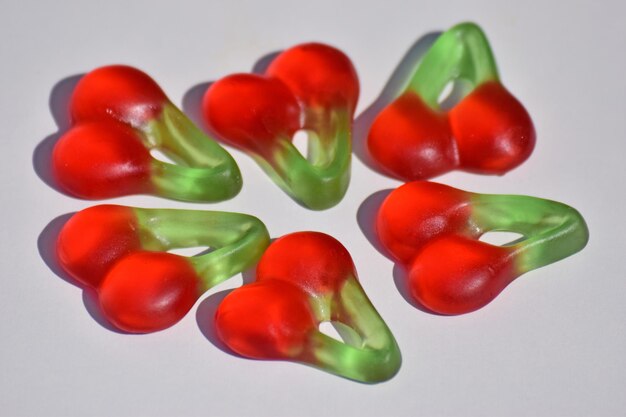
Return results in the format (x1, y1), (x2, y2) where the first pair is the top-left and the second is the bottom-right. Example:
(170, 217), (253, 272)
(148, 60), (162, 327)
(215, 232), (401, 383)
(376, 181), (589, 315)
(56, 205), (270, 333)
(203, 43), (358, 210)
(52, 65), (242, 201)
(368, 22), (535, 180)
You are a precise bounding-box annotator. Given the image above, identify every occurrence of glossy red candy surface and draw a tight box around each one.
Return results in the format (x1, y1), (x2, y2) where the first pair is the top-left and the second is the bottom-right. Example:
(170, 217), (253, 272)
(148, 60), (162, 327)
(376, 181), (473, 264)
(377, 181), (519, 315)
(214, 231), (402, 383)
(408, 235), (515, 315)
(204, 43), (359, 154)
(266, 43), (359, 112)
(215, 280), (316, 359)
(71, 65), (167, 127)
(56, 205), (141, 288)
(368, 81), (535, 180)
(52, 121), (152, 198)
(56, 206), (204, 333)
(99, 251), (201, 333)
(256, 231), (355, 296)
(203, 74), (301, 154)
(449, 82), (535, 174)
(368, 93), (457, 180)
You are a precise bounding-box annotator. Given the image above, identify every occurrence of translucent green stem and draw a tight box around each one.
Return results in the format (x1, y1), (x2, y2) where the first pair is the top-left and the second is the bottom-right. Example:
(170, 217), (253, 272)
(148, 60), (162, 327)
(406, 22), (499, 108)
(306, 278), (401, 383)
(471, 194), (589, 274)
(133, 207), (270, 290)
(143, 104), (242, 202)
(258, 109), (351, 210)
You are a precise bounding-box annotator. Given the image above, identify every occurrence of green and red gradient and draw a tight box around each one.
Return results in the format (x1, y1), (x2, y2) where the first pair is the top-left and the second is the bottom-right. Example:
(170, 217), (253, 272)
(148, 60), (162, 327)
(52, 65), (242, 202)
(368, 22), (535, 181)
(203, 43), (358, 210)
(56, 205), (270, 333)
(376, 182), (589, 315)
(215, 232), (401, 383)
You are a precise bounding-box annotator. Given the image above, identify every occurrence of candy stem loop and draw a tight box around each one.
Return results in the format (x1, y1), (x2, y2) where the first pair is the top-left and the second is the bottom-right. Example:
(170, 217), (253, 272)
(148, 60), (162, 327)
(305, 278), (401, 383)
(407, 22), (499, 108)
(133, 208), (270, 290)
(472, 194), (589, 273)
(268, 110), (351, 210)
(144, 104), (242, 201)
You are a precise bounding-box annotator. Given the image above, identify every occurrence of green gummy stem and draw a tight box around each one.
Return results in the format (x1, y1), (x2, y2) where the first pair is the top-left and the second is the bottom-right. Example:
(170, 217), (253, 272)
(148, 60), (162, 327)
(306, 278), (401, 383)
(259, 109), (351, 210)
(470, 193), (589, 275)
(406, 22), (500, 109)
(143, 103), (242, 202)
(133, 207), (270, 290)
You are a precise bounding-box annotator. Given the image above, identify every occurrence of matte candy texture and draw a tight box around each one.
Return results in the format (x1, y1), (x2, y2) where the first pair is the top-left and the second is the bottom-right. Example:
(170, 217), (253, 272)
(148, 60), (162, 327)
(57, 205), (270, 333)
(376, 182), (589, 315)
(367, 22), (535, 180)
(53, 65), (242, 201)
(204, 43), (358, 210)
(215, 232), (401, 383)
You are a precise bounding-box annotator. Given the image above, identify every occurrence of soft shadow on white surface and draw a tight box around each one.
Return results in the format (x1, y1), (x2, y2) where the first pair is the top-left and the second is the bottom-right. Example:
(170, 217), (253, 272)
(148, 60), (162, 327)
(182, 81), (213, 128)
(37, 213), (128, 333)
(252, 50), (282, 74)
(196, 289), (241, 355)
(32, 74), (84, 197)
(195, 266), (257, 356)
(356, 188), (393, 258)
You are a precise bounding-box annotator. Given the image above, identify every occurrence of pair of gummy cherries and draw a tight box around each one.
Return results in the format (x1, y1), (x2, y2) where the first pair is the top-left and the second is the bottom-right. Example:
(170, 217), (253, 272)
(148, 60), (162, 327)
(53, 22), (535, 210)
(48, 23), (588, 383)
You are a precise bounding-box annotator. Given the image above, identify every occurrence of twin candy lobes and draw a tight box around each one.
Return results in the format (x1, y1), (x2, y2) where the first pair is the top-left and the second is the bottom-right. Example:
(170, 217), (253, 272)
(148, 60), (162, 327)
(368, 82), (536, 181)
(56, 206), (270, 334)
(53, 66), (163, 198)
(56, 205), (201, 333)
(377, 181), (588, 315)
(203, 42), (359, 154)
(216, 232), (356, 359)
(203, 42), (358, 210)
(215, 232), (402, 383)
(52, 65), (242, 202)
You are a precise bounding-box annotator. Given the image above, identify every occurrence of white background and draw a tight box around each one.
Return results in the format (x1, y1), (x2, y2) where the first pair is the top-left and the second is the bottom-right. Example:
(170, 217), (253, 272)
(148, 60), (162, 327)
(1, 0), (625, 416)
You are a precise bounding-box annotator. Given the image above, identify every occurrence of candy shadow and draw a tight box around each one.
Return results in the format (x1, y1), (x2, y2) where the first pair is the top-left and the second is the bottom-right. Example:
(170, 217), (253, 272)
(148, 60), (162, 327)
(37, 213), (128, 333)
(356, 189), (393, 259)
(251, 50), (281, 75)
(32, 74), (84, 196)
(196, 289), (238, 355)
(357, 189), (440, 315)
(181, 81), (213, 129)
(195, 266), (258, 357)
(352, 32), (441, 171)
(392, 264), (440, 314)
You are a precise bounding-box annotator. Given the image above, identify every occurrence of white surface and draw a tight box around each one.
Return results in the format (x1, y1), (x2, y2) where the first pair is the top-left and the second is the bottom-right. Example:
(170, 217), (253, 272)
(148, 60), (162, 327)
(1, 1), (625, 416)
